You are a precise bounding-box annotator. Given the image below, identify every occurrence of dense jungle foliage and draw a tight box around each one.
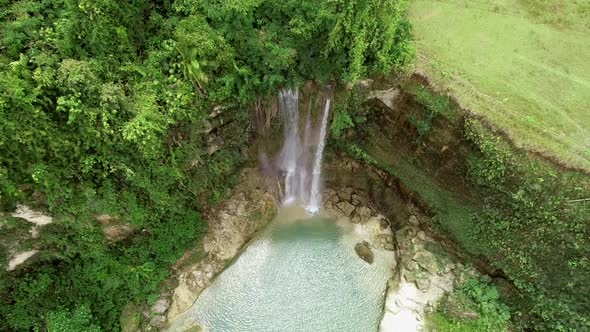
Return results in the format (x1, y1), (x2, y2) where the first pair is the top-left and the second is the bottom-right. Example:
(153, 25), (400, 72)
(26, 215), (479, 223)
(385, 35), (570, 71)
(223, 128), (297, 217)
(464, 119), (590, 331)
(0, 0), (413, 330)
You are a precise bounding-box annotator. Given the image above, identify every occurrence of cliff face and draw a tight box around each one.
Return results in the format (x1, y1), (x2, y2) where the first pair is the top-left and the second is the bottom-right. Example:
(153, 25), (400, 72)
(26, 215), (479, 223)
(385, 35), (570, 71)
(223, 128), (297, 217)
(157, 78), (588, 331)
(332, 76), (590, 330)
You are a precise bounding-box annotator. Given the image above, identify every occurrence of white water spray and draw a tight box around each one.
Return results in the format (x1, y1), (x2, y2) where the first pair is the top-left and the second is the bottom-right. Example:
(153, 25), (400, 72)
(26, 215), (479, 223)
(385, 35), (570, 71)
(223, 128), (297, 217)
(307, 97), (331, 214)
(277, 88), (331, 214)
(278, 89), (300, 204)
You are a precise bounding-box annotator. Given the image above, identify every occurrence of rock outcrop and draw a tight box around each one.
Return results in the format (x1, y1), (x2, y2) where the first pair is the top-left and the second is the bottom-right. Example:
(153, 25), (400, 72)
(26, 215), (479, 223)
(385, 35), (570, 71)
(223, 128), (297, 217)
(379, 215), (479, 332)
(164, 168), (277, 326)
(3, 204), (53, 271)
(323, 186), (376, 224)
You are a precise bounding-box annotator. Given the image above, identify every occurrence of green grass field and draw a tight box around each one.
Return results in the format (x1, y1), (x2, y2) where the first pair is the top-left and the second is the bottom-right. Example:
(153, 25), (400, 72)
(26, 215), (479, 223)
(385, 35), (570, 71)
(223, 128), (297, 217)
(408, 0), (590, 170)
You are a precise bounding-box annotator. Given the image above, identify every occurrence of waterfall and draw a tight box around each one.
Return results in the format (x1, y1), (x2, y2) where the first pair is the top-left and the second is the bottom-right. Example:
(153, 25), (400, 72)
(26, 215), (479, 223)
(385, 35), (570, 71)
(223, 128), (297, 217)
(307, 97), (331, 214)
(277, 87), (331, 214)
(278, 89), (300, 204)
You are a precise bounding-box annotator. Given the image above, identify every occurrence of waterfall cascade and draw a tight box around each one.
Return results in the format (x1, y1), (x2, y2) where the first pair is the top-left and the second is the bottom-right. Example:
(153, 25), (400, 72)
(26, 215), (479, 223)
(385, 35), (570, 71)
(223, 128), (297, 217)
(278, 88), (331, 214)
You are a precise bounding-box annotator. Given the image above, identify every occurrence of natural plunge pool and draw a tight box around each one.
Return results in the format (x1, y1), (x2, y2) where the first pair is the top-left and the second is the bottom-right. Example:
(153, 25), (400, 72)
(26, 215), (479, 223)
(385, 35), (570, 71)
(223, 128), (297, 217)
(168, 207), (395, 332)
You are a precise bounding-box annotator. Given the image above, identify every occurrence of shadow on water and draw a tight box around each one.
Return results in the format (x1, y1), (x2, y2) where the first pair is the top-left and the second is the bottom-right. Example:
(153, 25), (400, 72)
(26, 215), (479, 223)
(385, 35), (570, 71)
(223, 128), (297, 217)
(270, 218), (341, 243)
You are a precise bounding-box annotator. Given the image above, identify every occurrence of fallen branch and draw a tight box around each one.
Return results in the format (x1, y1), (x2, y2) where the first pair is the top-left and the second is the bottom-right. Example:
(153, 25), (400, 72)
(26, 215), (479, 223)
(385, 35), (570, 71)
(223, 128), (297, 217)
(567, 198), (590, 203)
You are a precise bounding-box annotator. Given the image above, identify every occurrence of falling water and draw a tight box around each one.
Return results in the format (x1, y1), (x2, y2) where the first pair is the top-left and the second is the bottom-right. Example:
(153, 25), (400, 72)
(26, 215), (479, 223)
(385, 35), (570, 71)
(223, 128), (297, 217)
(307, 97), (331, 213)
(277, 88), (331, 213)
(278, 89), (300, 204)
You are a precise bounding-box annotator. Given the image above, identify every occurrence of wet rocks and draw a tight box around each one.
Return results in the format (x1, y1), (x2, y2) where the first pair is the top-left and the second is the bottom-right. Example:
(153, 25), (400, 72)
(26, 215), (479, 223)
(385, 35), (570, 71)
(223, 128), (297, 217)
(355, 241), (375, 264)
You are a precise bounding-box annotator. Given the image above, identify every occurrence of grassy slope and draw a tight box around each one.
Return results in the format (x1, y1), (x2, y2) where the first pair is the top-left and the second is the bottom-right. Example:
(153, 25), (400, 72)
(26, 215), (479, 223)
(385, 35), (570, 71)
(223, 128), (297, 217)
(408, 0), (590, 170)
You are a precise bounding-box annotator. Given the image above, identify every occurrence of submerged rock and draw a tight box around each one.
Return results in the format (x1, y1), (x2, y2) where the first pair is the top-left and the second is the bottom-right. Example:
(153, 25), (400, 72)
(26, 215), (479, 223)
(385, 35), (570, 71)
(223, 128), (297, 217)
(354, 241), (374, 264)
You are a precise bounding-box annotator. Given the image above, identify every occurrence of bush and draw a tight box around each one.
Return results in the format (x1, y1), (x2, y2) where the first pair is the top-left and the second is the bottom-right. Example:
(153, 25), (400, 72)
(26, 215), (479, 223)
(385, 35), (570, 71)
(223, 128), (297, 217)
(429, 277), (511, 332)
(464, 120), (590, 331)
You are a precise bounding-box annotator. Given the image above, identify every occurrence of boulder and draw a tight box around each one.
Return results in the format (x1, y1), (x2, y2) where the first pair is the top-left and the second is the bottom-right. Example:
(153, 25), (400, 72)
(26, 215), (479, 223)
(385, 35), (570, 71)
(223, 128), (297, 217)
(415, 277), (431, 292)
(150, 315), (166, 329)
(413, 250), (438, 275)
(95, 214), (116, 224)
(408, 215), (419, 226)
(445, 298), (480, 321)
(102, 222), (135, 242)
(351, 194), (362, 206)
(356, 206), (373, 221)
(120, 302), (140, 332)
(95, 214), (135, 242)
(337, 201), (356, 217)
(367, 88), (400, 110)
(354, 241), (374, 264)
(150, 298), (170, 315)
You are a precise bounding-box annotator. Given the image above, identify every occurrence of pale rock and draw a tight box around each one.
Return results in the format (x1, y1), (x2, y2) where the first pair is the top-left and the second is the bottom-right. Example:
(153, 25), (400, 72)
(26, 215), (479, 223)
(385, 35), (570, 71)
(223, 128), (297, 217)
(150, 315), (166, 328)
(415, 277), (431, 292)
(12, 204), (53, 226)
(102, 222), (135, 242)
(351, 194), (362, 206)
(95, 214), (116, 224)
(367, 88), (400, 110)
(7, 250), (38, 271)
(151, 298), (170, 315)
(413, 250), (438, 275)
(405, 260), (418, 271)
(356, 206), (373, 221)
(337, 201), (356, 217)
(416, 230), (427, 241)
